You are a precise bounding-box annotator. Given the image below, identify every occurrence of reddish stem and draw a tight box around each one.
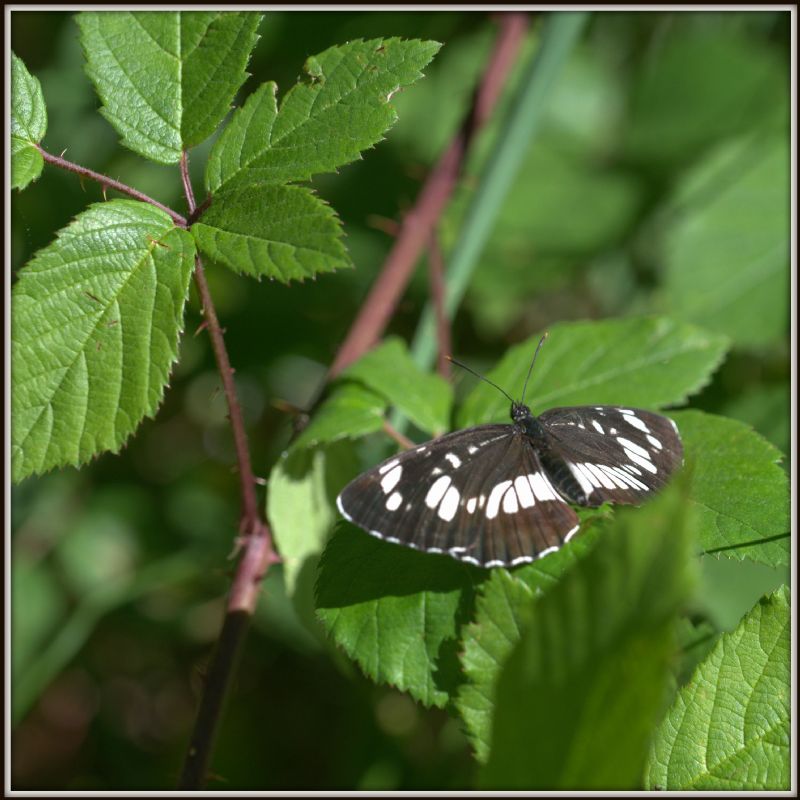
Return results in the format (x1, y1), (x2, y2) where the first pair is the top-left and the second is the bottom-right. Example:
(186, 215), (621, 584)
(178, 152), (278, 789)
(38, 146), (187, 226)
(327, 12), (529, 378)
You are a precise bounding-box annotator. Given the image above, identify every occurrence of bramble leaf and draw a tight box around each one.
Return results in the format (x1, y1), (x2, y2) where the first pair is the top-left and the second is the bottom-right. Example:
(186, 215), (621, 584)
(457, 317), (729, 428)
(674, 410), (789, 567)
(645, 586), (790, 790)
(316, 525), (485, 709)
(206, 38), (441, 193)
(11, 52), (47, 190)
(12, 200), (195, 482)
(77, 11), (262, 163)
(480, 482), (695, 789)
(342, 337), (453, 435)
(293, 383), (387, 451)
(268, 441), (360, 595)
(455, 530), (599, 762)
(191, 184), (350, 282)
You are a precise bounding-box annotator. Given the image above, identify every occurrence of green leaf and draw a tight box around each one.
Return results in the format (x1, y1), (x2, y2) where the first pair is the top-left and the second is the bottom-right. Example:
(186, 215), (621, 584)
(457, 317), (729, 428)
(480, 481), (696, 790)
(77, 11), (262, 163)
(675, 410), (789, 567)
(342, 337), (453, 435)
(268, 441), (359, 595)
(205, 37), (441, 193)
(455, 529), (599, 762)
(292, 383), (387, 450)
(645, 586), (790, 790)
(191, 184), (350, 283)
(723, 381), (789, 457)
(11, 200), (195, 482)
(662, 137), (789, 347)
(315, 525), (485, 709)
(11, 52), (47, 190)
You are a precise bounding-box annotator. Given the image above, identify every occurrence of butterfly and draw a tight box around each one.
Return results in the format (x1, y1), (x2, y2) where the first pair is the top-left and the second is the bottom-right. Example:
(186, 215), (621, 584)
(336, 335), (684, 568)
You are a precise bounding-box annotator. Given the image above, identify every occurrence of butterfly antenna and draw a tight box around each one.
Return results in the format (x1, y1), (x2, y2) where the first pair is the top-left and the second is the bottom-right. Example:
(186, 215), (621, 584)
(521, 332), (549, 405)
(446, 356), (515, 404)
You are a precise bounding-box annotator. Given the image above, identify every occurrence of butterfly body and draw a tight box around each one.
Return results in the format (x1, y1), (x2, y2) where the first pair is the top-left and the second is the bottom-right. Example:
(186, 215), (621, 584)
(337, 401), (683, 569)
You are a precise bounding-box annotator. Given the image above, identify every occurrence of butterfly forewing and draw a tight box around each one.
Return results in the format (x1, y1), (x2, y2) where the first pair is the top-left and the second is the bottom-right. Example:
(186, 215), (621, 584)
(337, 424), (580, 568)
(538, 406), (683, 507)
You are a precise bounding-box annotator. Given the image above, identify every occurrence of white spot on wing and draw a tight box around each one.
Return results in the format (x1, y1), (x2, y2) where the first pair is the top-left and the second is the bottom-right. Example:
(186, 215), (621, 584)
(514, 475), (535, 508)
(538, 545), (559, 559)
(647, 434), (663, 451)
(583, 463), (616, 490)
(466, 497), (477, 514)
(567, 463), (593, 496)
(438, 486), (460, 521)
(564, 524), (580, 542)
(502, 488), (519, 514)
(616, 437), (651, 459)
(529, 472), (558, 501)
(445, 453), (462, 468)
(622, 412), (649, 433)
(591, 420), (604, 434)
(425, 475), (451, 508)
(486, 480), (512, 519)
(386, 491), (403, 510)
(467, 445), (479, 455)
(625, 450), (658, 474)
(380, 465), (402, 494)
(378, 459), (400, 475)
(510, 554), (535, 565)
(336, 493), (354, 522)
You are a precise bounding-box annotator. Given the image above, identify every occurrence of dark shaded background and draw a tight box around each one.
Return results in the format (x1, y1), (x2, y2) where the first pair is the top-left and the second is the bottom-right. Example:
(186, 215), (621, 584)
(10, 10), (790, 790)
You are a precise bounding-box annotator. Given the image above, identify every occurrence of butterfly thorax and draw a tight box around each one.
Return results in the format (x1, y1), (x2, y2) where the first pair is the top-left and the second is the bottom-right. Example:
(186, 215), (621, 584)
(511, 402), (547, 442)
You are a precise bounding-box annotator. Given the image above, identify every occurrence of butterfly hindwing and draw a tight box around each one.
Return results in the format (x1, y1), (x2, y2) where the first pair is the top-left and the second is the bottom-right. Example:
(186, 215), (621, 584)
(538, 406), (683, 507)
(337, 425), (580, 567)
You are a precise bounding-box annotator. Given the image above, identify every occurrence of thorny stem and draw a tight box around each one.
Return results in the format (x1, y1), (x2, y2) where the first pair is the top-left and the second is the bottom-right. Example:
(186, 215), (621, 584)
(37, 146), (187, 226)
(177, 151), (278, 789)
(327, 12), (529, 379)
(41, 145), (278, 786)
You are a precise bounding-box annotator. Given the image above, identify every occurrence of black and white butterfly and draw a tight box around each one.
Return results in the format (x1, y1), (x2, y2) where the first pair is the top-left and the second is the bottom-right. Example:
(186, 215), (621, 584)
(336, 337), (683, 569)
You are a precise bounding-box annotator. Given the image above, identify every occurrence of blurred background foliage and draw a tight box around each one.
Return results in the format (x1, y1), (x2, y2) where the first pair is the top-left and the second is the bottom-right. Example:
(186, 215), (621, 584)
(10, 9), (790, 790)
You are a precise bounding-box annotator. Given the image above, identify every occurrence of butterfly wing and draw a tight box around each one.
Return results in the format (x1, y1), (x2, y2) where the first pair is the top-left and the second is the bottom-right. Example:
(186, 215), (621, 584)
(538, 406), (683, 507)
(337, 424), (580, 568)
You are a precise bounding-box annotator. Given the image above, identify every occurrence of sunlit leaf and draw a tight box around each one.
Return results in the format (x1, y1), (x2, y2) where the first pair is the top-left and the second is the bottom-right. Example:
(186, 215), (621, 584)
(645, 586), (790, 790)
(12, 200), (195, 482)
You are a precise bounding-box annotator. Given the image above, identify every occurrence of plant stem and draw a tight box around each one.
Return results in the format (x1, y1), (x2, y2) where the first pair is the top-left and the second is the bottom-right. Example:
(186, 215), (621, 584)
(177, 152), (278, 789)
(327, 12), (529, 379)
(37, 146), (187, 226)
(410, 11), (589, 371)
